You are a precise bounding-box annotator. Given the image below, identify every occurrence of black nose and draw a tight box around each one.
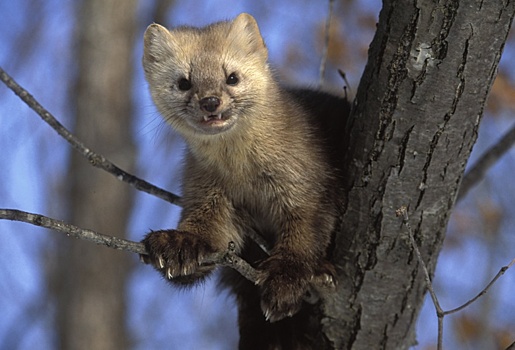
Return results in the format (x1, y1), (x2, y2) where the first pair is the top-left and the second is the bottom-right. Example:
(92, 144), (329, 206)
(199, 97), (221, 113)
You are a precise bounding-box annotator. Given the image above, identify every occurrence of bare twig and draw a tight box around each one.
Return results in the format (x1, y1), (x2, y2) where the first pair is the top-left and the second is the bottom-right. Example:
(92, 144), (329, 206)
(338, 69), (352, 98)
(207, 242), (259, 283)
(443, 257), (515, 315)
(0, 208), (146, 254)
(458, 123), (515, 201)
(318, 0), (335, 87)
(0, 208), (258, 282)
(396, 206), (444, 350)
(397, 206), (515, 350)
(0, 66), (180, 206)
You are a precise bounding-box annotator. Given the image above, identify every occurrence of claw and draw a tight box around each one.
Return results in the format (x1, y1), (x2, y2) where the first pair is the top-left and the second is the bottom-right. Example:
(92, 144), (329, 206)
(158, 255), (165, 269)
(166, 267), (173, 279)
(325, 274), (334, 286)
(264, 309), (271, 321)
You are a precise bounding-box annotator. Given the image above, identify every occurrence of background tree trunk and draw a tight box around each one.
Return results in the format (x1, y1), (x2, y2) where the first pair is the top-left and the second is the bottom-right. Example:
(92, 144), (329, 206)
(321, 1), (515, 348)
(52, 0), (137, 348)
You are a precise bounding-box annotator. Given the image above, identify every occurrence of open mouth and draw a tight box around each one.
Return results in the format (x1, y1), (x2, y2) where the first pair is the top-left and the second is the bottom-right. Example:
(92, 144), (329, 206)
(202, 113), (225, 124)
(195, 112), (235, 134)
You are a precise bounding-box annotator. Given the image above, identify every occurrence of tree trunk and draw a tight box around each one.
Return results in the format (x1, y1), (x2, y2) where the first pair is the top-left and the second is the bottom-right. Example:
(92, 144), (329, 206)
(321, 0), (515, 348)
(52, 0), (137, 349)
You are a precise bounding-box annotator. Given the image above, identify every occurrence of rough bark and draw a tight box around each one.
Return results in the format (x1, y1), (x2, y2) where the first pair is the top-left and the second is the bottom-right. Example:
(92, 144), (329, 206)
(321, 0), (515, 349)
(51, 0), (137, 349)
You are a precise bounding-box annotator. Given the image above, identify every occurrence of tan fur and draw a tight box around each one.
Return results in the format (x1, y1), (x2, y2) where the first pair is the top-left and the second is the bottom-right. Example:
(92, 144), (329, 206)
(141, 13), (349, 349)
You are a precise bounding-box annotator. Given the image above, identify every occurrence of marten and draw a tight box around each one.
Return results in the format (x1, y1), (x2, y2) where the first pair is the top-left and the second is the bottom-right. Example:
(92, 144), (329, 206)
(140, 13), (350, 349)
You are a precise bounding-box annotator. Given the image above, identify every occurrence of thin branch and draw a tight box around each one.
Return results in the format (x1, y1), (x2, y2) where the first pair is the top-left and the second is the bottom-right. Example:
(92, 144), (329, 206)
(458, 122), (515, 201)
(0, 208), (257, 282)
(338, 69), (352, 99)
(443, 257), (515, 315)
(0, 208), (146, 254)
(207, 242), (259, 283)
(0, 66), (180, 206)
(318, 0), (335, 87)
(396, 206), (444, 350)
(397, 206), (515, 350)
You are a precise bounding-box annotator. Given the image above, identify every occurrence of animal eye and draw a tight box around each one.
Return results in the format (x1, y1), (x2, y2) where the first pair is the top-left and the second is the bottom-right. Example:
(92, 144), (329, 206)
(178, 78), (192, 91)
(226, 73), (239, 86)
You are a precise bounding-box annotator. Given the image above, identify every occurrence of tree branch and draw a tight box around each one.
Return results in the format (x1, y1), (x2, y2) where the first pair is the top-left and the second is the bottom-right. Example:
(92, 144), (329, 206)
(443, 257), (515, 316)
(397, 206), (515, 350)
(396, 206), (445, 350)
(0, 208), (258, 282)
(0, 66), (180, 206)
(318, 0), (334, 87)
(458, 123), (515, 201)
(0, 208), (145, 254)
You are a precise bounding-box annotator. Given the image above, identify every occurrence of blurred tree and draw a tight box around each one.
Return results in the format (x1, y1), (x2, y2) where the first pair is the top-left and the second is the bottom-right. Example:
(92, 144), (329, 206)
(50, 0), (137, 349)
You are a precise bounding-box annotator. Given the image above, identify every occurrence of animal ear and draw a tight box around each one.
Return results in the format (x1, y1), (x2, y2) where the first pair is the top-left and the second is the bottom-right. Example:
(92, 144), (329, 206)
(143, 23), (177, 64)
(229, 13), (268, 61)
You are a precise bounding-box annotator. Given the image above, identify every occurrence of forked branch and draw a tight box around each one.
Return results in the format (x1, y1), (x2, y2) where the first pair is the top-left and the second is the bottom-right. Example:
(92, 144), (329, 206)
(396, 206), (514, 350)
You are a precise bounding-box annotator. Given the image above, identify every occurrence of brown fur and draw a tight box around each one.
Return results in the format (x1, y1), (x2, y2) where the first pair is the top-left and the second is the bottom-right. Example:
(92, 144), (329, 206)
(141, 13), (350, 349)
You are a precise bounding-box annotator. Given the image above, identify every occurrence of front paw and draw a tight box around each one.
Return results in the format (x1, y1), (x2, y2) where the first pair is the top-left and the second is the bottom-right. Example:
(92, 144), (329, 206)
(256, 256), (312, 322)
(140, 229), (216, 284)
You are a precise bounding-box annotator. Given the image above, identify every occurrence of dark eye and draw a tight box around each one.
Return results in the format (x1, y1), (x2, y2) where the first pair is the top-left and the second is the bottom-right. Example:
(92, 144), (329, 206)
(178, 78), (192, 91)
(226, 73), (239, 86)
